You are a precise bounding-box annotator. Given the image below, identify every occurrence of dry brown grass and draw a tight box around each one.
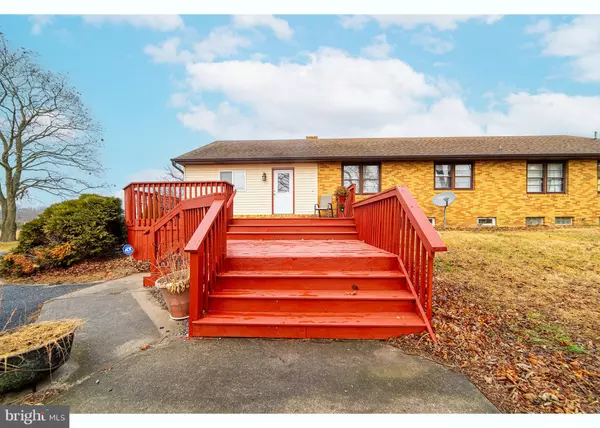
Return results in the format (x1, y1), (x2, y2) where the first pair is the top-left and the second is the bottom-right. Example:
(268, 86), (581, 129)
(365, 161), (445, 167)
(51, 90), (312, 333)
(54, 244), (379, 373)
(0, 241), (18, 253)
(0, 320), (83, 358)
(436, 226), (600, 341)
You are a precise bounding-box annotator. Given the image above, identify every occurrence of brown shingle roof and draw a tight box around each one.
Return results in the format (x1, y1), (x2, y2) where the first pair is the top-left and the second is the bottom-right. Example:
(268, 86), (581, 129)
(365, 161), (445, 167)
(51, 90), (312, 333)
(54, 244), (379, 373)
(173, 135), (600, 164)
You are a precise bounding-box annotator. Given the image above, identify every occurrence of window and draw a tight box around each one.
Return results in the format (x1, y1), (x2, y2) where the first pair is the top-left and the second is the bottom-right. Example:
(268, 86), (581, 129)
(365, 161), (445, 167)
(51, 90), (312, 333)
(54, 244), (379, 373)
(526, 217), (544, 226)
(527, 162), (565, 193)
(342, 164), (380, 194)
(434, 163), (473, 190)
(555, 217), (573, 226)
(477, 217), (496, 226)
(219, 170), (246, 191)
(428, 218), (436, 226)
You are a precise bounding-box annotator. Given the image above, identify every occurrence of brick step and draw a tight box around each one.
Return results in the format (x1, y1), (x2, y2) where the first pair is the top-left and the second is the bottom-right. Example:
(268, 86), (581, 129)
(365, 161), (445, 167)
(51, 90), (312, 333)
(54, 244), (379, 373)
(228, 225), (357, 233)
(227, 231), (358, 240)
(209, 289), (416, 313)
(191, 311), (426, 339)
(217, 270), (407, 290)
(230, 218), (355, 226)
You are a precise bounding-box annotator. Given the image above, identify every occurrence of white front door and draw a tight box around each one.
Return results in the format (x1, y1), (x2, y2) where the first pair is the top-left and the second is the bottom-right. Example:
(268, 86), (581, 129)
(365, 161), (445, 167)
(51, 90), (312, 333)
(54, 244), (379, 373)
(273, 169), (294, 214)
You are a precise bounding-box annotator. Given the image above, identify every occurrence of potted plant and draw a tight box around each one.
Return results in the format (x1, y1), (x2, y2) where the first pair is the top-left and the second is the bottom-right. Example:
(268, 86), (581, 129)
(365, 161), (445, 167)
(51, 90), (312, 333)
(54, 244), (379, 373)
(334, 185), (350, 203)
(154, 254), (190, 320)
(0, 319), (82, 393)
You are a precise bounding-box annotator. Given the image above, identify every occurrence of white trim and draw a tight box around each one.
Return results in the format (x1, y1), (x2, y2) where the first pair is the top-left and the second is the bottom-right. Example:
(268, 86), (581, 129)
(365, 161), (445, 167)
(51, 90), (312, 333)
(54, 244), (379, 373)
(477, 217), (496, 226)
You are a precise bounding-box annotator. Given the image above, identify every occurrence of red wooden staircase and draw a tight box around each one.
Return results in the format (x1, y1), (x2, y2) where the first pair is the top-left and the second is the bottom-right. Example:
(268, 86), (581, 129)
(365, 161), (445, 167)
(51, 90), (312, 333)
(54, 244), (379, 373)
(124, 181), (447, 340)
(192, 233), (427, 339)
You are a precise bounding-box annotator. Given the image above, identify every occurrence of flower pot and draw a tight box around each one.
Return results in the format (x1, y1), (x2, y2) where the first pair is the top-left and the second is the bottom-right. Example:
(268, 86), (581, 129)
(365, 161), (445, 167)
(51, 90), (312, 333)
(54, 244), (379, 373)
(0, 323), (78, 393)
(158, 287), (190, 320)
(337, 196), (347, 203)
(155, 269), (190, 320)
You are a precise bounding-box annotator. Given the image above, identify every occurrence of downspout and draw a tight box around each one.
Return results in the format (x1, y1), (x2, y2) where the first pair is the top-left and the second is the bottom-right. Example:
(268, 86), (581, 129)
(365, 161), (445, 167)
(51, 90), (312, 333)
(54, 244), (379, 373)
(171, 160), (184, 175)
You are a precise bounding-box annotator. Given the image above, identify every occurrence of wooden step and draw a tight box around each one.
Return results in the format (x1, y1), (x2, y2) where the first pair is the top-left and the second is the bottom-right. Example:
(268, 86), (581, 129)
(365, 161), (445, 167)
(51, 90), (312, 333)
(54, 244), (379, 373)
(225, 240), (398, 271)
(227, 231), (359, 240)
(228, 225), (357, 233)
(191, 312), (427, 339)
(230, 218), (355, 226)
(217, 270), (407, 290)
(209, 289), (416, 313)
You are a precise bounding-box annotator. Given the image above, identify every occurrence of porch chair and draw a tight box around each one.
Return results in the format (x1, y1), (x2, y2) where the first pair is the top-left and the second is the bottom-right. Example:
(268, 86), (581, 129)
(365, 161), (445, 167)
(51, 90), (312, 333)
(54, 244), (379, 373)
(314, 195), (334, 218)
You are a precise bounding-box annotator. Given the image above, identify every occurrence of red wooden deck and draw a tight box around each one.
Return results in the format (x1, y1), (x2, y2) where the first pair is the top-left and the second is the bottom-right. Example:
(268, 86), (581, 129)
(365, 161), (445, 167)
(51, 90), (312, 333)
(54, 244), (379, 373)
(125, 182), (446, 340)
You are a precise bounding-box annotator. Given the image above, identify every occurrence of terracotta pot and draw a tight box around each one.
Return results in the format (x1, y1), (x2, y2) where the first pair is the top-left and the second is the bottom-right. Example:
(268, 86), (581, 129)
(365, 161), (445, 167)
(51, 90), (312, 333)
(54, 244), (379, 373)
(158, 287), (190, 320)
(155, 269), (190, 320)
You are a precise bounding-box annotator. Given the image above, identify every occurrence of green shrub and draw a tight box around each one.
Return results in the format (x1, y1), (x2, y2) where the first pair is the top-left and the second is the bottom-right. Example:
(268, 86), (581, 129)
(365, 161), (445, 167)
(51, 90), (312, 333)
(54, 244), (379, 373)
(11, 194), (126, 269)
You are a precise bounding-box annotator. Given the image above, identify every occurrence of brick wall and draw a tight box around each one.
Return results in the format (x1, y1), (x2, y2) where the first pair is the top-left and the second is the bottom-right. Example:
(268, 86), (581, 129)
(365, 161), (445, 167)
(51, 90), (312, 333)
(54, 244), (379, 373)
(318, 160), (600, 227)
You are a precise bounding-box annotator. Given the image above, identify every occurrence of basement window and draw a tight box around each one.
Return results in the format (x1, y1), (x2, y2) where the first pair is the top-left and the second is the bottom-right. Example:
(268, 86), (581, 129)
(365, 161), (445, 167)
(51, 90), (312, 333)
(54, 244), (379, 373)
(555, 217), (573, 226)
(219, 170), (246, 191)
(477, 217), (496, 226)
(526, 217), (544, 226)
(428, 218), (436, 226)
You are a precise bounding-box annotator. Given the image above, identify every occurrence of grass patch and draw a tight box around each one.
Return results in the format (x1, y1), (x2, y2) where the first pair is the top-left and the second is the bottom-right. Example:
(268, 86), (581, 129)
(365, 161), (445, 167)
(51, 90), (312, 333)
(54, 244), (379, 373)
(0, 241), (18, 253)
(392, 226), (600, 414)
(437, 227), (600, 342)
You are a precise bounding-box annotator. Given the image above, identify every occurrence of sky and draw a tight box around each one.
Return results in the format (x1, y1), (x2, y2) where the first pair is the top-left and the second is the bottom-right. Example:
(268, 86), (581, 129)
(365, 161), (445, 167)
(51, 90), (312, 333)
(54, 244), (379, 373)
(1, 14), (600, 206)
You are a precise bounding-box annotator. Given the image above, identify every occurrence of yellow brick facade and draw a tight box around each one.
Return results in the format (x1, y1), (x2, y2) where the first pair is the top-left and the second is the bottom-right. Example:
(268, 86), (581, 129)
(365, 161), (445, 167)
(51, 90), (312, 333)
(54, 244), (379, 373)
(318, 160), (600, 227)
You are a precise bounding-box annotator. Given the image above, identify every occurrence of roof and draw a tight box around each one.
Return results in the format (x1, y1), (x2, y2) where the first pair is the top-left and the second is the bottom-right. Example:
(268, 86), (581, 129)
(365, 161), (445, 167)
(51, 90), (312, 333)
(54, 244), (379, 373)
(172, 135), (600, 164)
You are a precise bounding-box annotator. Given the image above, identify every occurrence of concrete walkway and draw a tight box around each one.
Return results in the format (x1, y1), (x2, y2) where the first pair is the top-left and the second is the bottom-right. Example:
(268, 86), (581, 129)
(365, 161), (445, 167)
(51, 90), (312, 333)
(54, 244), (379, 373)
(36, 274), (497, 413)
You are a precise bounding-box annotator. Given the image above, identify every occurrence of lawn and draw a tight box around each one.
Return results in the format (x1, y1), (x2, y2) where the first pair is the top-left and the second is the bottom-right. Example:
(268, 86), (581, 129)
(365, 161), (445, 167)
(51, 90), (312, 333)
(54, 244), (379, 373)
(393, 226), (600, 414)
(0, 241), (18, 253)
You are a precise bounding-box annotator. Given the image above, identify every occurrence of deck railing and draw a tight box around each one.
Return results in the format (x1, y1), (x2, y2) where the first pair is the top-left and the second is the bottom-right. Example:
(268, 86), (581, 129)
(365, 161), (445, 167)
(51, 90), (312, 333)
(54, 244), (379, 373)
(184, 195), (229, 320)
(353, 186), (447, 336)
(123, 181), (234, 260)
(337, 184), (356, 218)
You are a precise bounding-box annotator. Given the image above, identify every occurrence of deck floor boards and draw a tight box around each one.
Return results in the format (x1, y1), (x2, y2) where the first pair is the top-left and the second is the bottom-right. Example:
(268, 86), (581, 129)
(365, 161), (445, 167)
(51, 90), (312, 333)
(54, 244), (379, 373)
(227, 239), (396, 259)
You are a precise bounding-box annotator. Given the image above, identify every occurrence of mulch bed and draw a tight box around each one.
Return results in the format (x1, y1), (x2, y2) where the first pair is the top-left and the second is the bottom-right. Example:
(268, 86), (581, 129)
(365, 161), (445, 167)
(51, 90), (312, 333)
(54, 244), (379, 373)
(1, 256), (149, 285)
(391, 278), (600, 413)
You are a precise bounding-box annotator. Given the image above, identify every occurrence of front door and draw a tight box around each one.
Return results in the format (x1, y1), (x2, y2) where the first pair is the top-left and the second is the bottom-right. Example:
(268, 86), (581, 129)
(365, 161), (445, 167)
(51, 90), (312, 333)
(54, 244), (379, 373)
(273, 169), (294, 214)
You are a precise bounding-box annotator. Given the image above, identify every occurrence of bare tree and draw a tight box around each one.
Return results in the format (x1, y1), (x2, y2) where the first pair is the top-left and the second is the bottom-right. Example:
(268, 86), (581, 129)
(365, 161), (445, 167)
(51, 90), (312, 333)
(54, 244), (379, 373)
(162, 163), (183, 181)
(0, 34), (104, 241)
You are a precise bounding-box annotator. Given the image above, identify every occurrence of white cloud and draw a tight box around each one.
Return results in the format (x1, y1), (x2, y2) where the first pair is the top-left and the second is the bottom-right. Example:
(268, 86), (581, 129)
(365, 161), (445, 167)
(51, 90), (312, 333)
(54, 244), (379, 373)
(144, 38), (192, 64)
(361, 34), (393, 59)
(411, 29), (454, 55)
(531, 15), (600, 82)
(339, 15), (502, 31)
(232, 15), (294, 40)
(144, 27), (252, 64)
(525, 18), (551, 35)
(194, 27), (252, 62)
(172, 47), (600, 140)
(82, 15), (183, 31)
(168, 92), (189, 108)
(339, 15), (372, 30)
(29, 15), (54, 35)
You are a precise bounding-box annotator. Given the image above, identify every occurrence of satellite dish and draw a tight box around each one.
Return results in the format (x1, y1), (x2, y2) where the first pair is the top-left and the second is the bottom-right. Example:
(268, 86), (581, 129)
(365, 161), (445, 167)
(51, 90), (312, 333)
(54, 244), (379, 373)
(432, 192), (456, 229)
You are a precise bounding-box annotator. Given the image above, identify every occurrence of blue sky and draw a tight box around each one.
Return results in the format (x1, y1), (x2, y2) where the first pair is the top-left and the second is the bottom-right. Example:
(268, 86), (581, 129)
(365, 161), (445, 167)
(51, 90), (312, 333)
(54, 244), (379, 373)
(1, 14), (600, 206)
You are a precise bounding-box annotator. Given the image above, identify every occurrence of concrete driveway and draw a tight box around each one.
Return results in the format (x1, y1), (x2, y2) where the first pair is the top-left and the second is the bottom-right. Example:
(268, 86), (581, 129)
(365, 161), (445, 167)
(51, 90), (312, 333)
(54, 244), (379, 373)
(35, 274), (497, 413)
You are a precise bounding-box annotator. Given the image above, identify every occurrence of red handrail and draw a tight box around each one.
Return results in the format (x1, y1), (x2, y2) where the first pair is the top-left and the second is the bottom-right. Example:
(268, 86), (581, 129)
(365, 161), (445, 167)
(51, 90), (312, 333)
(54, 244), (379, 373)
(353, 186), (447, 339)
(123, 181), (234, 228)
(184, 195), (228, 321)
(147, 194), (218, 276)
(336, 184), (356, 218)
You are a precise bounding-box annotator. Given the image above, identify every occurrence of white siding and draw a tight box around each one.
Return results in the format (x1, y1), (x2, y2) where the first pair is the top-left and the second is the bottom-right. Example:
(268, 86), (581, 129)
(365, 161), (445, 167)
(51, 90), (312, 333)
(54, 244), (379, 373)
(184, 163), (318, 215)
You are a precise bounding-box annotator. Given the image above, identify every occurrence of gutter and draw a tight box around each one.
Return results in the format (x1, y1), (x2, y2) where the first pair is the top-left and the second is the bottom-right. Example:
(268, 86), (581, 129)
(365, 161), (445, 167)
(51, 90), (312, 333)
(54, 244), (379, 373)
(172, 153), (600, 165)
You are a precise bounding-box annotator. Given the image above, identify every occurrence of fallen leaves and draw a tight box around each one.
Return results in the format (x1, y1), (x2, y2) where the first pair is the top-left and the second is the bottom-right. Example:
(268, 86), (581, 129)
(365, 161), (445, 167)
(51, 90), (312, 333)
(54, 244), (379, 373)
(391, 278), (600, 414)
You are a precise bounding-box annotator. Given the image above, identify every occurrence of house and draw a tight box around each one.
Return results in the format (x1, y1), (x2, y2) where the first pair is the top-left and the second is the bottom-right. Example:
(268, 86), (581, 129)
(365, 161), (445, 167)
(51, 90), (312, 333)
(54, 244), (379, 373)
(172, 135), (600, 227)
